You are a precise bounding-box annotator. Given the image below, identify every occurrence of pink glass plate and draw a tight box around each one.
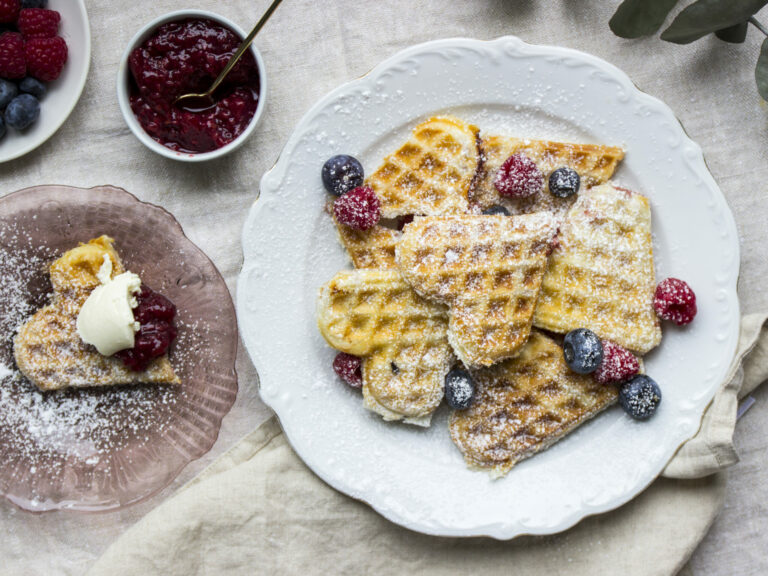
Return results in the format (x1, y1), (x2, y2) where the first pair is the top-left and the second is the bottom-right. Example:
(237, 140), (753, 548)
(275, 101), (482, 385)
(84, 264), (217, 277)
(0, 185), (238, 512)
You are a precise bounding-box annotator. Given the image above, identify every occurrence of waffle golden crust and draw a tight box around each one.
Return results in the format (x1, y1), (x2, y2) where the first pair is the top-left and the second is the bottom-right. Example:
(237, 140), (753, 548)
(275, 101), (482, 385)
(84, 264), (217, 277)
(13, 236), (180, 392)
(395, 213), (556, 367)
(365, 116), (481, 218)
(334, 217), (400, 270)
(533, 183), (662, 355)
(317, 269), (453, 425)
(450, 331), (618, 477)
(473, 135), (625, 216)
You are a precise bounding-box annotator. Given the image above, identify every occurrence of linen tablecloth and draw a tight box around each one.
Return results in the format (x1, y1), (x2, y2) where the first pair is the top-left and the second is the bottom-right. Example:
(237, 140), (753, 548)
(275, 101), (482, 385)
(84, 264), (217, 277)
(2, 1), (768, 574)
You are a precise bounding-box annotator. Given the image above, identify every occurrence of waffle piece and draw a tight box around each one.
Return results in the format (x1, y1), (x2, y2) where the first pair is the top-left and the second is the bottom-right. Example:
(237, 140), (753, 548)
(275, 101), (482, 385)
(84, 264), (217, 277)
(533, 183), (662, 354)
(14, 236), (180, 392)
(334, 217), (400, 270)
(473, 135), (624, 216)
(317, 269), (452, 425)
(366, 116), (481, 218)
(395, 213), (556, 367)
(450, 331), (618, 477)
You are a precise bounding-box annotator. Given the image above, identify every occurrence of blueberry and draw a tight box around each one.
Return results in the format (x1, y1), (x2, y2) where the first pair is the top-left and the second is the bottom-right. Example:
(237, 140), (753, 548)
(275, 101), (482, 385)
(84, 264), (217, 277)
(19, 77), (46, 99)
(482, 205), (510, 216)
(21, 0), (48, 8)
(562, 328), (603, 374)
(444, 367), (475, 410)
(0, 79), (18, 110)
(322, 154), (364, 196)
(4, 94), (40, 130)
(548, 167), (581, 198)
(0, 115), (6, 141)
(619, 375), (661, 420)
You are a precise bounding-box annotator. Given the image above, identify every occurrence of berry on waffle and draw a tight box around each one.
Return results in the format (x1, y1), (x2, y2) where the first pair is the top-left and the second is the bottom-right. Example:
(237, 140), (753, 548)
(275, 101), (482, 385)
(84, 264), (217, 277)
(317, 269), (453, 426)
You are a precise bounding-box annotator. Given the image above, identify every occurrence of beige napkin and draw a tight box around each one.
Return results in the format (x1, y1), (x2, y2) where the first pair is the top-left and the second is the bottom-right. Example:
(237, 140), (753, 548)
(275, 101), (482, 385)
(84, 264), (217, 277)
(87, 313), (768, 576)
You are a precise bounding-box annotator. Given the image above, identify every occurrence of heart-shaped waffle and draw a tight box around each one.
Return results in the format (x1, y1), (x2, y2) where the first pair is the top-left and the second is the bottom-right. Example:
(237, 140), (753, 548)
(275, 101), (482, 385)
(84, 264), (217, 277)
(317, 269), (452, 426)
(533, 183), (662, 354)
(472, 135), (625, 217)
(14, 236), (179, 391)
(395, 213), (556, 367)
(366, 116), (481, 218)
(450, 331), (618, 477)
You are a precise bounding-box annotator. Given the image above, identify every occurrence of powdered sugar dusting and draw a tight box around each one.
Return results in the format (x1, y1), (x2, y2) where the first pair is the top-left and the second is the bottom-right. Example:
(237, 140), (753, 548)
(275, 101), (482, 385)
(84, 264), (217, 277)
(0, 229), (190, 506)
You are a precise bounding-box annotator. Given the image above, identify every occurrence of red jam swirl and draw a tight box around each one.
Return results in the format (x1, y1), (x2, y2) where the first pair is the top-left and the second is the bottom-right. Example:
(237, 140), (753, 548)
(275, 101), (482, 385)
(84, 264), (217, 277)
(128, 17), (260, 154)
(115, 286), (178, 372)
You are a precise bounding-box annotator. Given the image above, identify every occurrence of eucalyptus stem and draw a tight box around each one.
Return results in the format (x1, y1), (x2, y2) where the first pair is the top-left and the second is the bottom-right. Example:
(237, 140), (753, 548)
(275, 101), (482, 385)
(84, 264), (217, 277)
(749, 16), (768, 37)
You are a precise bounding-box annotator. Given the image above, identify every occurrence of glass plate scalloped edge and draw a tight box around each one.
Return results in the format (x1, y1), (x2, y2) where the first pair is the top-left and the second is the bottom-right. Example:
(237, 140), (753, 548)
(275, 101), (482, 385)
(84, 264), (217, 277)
(0, 185), (239, 513)
(236, 36), (741, 539)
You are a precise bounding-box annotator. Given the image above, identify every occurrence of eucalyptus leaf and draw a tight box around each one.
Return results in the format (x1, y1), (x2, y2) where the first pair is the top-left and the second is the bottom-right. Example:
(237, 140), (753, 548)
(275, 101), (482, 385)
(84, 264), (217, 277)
(609, 0), (680, 38)
(661, 0), (768, 44)
(715, 21), (749, 43)
(756, 38), (768, 101)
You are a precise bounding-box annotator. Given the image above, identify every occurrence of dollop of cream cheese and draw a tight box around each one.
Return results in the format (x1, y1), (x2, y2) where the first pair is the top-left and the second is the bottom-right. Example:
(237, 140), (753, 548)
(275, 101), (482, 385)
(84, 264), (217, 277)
(76, 255), (142, 356)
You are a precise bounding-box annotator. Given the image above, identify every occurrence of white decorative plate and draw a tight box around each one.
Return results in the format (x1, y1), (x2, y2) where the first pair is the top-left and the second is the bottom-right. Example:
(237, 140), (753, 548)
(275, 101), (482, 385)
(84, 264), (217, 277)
(237, 37), (740, 538)
(0, 0), (90, 163)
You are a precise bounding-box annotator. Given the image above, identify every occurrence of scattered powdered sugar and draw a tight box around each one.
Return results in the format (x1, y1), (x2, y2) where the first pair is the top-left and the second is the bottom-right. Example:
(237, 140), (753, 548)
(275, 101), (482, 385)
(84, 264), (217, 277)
(0, 229), (198, 504)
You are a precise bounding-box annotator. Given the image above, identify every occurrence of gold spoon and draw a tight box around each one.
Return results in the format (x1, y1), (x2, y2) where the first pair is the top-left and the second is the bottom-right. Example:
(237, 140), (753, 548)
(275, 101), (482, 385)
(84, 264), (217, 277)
(174, 0), (283, 111)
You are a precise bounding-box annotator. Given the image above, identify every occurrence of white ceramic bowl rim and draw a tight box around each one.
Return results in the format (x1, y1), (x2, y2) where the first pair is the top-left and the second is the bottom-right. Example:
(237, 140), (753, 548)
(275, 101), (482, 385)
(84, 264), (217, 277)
(116, 9), (267, 162)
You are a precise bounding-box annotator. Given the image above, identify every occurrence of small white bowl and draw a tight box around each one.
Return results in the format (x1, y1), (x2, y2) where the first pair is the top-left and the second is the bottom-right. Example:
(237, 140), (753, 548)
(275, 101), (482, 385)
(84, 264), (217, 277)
(117, 10), (266, 162)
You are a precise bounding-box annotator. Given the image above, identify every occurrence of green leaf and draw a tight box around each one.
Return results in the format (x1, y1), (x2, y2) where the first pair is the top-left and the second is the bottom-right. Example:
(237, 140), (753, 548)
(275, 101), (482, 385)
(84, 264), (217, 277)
(756, 38), (768, 101)
(715, 21), (749, 43)
(609, 0), (680, 38)
(661, 0), (768, 44)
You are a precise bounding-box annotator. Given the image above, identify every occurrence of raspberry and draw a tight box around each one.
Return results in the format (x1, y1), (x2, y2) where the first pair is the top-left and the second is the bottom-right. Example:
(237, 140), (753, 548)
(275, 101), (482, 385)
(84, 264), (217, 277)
(494, 153), (544, 198)
(333, 186), (381, 230)
(332, 352), (362, 388)
(17, 8), (60, 38)
(0, 0), (19, 23)
(594, 340), (639, 385)
(25, 35), (67, 82)
(0, 32), (25, 79)
(653, 277), (697, 326)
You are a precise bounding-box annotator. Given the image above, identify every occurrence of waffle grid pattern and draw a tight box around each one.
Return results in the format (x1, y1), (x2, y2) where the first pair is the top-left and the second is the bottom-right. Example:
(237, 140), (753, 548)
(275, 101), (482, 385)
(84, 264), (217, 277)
(334, 219), (400, 270)
(14, 239), (179, 391)
(450, 332), (618, 477)
(317, 270), (452, 422)
(396, 213), (556, 367)
(533, 184), (662, 354)
(366, 116), (480, 218)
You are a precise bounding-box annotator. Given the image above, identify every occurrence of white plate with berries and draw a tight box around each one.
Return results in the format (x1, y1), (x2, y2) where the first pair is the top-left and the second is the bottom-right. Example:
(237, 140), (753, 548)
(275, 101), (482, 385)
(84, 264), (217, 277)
(237, 37), (740, 538)
(0, 0), (89, 162)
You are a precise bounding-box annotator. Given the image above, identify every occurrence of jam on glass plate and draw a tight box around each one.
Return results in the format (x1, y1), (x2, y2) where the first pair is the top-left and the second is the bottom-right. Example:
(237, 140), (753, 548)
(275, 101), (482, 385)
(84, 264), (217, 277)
(0, 185), (238, 512)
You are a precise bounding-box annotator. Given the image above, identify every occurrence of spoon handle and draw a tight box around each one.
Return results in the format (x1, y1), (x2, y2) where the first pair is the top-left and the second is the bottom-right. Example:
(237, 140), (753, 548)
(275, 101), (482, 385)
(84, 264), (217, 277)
(207, 0), (283, 96)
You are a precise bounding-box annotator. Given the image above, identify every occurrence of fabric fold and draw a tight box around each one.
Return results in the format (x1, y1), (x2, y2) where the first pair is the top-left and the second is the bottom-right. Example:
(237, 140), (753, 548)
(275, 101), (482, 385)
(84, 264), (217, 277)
(86, 314), (768, 576)
(664, 313), (768, 478)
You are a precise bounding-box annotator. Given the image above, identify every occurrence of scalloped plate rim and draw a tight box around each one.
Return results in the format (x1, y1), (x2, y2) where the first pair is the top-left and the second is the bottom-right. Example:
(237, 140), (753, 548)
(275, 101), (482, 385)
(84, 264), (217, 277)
(237, 36), (741, 538)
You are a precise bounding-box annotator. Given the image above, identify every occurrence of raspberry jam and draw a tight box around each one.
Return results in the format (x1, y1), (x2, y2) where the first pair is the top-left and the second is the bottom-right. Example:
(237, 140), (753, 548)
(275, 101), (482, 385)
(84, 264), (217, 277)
(115, 286), (178, 372)
(128, 18), (260, 154)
